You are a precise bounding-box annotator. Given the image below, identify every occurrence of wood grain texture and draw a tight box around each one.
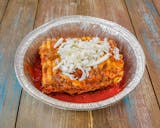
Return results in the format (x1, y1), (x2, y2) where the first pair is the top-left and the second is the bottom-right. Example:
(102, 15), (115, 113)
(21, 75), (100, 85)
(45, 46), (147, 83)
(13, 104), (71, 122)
(89, 0), (160, 128)
(89, 0), (131, 127)
(17, 0), (160, 128)
(152, 0), (160, 14)
(0, 0), (38, 127)
(15, 0), (160, 128)
(124, 70), (160, 128)
(0, 0), (9, 23)
(75, 0), (131, 127)
(125, 0), (160, 108)
(16, 0), (91, 128)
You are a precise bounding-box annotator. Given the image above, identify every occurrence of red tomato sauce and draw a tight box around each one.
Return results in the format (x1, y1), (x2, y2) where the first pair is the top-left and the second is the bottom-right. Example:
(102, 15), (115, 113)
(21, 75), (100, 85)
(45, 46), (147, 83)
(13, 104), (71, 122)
(28, 55), (125, 103)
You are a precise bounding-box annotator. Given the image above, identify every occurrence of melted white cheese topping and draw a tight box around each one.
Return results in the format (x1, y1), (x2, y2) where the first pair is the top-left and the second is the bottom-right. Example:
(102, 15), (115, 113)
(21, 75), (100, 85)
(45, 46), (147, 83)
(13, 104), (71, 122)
(53, 37), (120, 81)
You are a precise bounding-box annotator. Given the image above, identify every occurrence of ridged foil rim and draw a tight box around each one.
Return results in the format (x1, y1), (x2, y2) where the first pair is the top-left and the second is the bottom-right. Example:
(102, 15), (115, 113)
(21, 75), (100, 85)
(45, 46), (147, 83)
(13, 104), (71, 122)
(14, 15), (145, 111)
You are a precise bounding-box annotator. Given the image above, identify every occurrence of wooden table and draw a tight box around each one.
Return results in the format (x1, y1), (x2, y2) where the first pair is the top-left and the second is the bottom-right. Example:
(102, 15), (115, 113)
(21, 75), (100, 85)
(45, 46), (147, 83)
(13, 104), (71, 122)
(0, 0), (160, 127)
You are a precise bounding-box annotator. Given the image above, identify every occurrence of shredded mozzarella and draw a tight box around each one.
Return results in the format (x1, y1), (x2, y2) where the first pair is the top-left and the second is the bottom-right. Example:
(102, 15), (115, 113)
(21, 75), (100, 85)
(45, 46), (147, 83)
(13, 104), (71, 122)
(113, 47), (120, 60)
(54, 38), (63, 48)
(53, 37), (120, 81)
(88, 53), (111, 66)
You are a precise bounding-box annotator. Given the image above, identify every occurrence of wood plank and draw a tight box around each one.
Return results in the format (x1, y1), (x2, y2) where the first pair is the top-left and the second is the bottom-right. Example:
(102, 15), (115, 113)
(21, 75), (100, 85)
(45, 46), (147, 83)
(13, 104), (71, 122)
(75, 0), (130, 127)
(125, 0), (160, 109)
(152, 0), (160, 14)
(124, 0), (160, 127)
(87, 0), (160, 127)
(0, 0), (8, 23)
(0, 0), (38, 127)
(88, 1), (131, 127)
(124, 70), (160, 128)
(16, 0), (91, 128)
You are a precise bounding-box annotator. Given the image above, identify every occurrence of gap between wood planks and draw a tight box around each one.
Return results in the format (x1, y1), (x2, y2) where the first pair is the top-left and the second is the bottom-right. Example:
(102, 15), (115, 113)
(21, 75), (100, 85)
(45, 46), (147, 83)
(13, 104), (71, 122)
(152, 0), (160, 16)
(0, 0), (39, 127)
(0, 0), (9, 24)
(123, 0), (160, 109)
(146, 66), (160, 107)
(32, 0), (40, 29)
(14, 0), (39, 128)
(14, 90), (22, 128)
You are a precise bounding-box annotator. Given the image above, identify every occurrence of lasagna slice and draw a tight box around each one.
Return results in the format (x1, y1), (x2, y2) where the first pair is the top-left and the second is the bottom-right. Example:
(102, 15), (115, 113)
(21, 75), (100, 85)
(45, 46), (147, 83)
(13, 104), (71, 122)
(39, 37), (124, 95)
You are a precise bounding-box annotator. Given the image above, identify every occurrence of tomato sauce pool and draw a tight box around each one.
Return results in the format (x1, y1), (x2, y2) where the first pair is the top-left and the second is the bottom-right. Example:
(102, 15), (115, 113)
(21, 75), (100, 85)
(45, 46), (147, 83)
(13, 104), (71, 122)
(29, 55), (125, 103)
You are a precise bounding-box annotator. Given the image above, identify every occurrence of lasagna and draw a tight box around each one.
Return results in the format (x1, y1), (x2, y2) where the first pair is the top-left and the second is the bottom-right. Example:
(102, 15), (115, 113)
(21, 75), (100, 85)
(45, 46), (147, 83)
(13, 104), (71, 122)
(39, 37), (124, 95)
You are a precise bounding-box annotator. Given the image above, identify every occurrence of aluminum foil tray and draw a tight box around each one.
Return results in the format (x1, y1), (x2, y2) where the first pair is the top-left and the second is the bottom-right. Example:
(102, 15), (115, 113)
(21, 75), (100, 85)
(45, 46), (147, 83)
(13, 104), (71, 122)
(14, 16), (145, 110)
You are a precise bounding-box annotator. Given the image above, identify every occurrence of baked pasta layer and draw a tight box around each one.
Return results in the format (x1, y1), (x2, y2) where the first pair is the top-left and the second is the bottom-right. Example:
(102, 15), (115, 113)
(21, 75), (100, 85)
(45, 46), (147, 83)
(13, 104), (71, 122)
(39, 37), (124, 94)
